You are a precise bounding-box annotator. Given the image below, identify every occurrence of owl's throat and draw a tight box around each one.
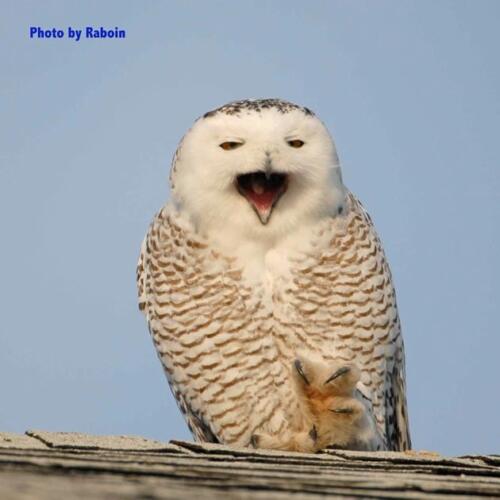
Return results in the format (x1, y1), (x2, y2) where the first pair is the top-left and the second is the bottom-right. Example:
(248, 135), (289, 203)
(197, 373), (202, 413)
(236, 171), (288, 225)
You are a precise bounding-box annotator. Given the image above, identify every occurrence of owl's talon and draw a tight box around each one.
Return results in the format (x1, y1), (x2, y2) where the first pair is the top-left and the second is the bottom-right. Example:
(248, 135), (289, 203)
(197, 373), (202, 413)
(294, 359), (310, 385)
(309, 425), (318, 442)
(325, 366), (350, 384)
(250, 434), (260, 448)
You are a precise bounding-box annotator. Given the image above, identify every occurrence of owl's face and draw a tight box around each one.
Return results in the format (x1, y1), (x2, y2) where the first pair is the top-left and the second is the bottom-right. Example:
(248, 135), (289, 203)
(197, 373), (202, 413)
(171, 99), (346, 244)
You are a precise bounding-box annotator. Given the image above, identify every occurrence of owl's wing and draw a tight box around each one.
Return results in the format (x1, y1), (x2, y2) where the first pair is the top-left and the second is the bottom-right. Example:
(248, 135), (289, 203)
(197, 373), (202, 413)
(385, 326), (411, 451)
(136, 236), (148, 313)
(136, 212), (219, 443)
(169, 385), (220, 443)
(322, 194), (411, 450)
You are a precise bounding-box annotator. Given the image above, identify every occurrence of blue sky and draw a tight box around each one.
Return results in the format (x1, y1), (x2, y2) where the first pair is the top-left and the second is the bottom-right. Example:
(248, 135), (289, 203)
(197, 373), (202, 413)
(1, 0), (499, 456)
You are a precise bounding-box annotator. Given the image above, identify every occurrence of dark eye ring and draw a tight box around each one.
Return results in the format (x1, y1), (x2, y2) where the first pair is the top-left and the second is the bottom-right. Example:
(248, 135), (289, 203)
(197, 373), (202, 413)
(288, 139), (305, 148)
(220, 141), (243, 151)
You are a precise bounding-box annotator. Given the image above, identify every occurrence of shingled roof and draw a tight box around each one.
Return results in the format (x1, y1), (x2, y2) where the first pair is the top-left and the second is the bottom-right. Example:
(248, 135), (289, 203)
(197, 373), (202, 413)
(1, 430), (499, 498)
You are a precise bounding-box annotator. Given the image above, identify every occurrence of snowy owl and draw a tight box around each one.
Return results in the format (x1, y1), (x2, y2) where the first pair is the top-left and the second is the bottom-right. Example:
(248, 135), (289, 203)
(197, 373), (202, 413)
(137, 98), (411, 452)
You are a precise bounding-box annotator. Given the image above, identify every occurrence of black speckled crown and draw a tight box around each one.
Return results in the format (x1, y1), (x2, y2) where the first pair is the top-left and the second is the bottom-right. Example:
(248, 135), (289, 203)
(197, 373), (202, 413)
(203, 98), (315, 118)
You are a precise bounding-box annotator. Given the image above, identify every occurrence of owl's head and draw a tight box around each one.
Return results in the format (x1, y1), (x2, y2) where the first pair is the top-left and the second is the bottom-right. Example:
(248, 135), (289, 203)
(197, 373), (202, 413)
(171, 99), (346, 245)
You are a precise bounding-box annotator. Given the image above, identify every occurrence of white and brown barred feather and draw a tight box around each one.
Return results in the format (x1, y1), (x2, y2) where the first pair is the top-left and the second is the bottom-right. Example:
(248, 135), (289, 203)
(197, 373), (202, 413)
(137, 193), (411, 451)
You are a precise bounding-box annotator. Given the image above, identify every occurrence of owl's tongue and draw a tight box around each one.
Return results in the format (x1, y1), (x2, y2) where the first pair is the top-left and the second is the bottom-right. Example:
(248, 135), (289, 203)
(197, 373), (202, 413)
(236, 171), (288, 224)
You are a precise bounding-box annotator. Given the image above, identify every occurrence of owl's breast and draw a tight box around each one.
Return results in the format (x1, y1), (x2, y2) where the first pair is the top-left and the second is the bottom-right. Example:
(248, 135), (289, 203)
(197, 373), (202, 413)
(144, 201), (400, 445)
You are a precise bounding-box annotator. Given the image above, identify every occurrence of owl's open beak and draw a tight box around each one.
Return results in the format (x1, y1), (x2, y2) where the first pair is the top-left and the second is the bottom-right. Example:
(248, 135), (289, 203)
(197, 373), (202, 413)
(236, 171), (288, 224)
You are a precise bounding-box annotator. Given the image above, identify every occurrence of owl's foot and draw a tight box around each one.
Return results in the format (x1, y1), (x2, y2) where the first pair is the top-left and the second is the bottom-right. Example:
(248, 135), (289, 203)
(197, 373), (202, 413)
(249, 355), (384, 453)
(292, 356), (372, 450)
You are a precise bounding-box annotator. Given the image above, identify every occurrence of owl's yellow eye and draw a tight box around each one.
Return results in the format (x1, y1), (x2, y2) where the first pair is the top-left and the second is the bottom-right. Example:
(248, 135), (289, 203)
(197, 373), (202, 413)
(288, 139), (305, 148)
(220, 141), (243, 151)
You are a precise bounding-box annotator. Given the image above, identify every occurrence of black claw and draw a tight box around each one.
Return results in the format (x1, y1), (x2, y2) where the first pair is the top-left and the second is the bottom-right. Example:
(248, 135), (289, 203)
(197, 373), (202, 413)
(309, 425), (318, 442)
(331, 407), (354, 415)
(294, 359), (310, 385)
(324, 366), (350, 385)
(250, 434), (260, 448)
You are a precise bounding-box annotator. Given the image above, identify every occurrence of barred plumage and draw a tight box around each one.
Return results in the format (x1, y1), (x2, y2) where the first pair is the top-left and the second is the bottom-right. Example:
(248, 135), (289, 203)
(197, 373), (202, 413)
(138, 99), (410, 452)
